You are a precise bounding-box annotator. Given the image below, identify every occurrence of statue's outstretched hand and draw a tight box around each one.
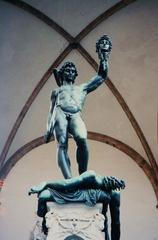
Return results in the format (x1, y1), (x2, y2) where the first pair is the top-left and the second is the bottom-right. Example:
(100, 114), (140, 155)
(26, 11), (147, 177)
(98, 47), (111, 61)
(28, 188), (36, 196)
(28, 182), (47, 196)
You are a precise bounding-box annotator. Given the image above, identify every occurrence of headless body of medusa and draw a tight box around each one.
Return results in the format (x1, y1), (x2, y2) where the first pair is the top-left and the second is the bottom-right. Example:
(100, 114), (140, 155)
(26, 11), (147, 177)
(45, 35), (112, 179)
(29, 171), (124, 240)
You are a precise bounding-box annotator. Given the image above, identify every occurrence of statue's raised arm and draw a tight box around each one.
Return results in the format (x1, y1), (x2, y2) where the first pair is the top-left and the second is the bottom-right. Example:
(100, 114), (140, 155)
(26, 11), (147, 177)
(83, 35), (112, 94)
(44, 35), (112, 179)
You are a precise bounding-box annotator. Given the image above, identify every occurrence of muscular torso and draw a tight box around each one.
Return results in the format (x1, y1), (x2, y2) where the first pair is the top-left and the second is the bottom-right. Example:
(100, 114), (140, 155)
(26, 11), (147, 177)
(55, 84), (87, 114)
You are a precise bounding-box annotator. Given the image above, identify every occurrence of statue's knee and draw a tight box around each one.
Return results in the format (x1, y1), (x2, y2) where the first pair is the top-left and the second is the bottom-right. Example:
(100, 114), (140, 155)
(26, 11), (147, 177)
(75, 137), (88, 148)
(38, 190), (51, 201)
(111, 191), (120, 207)
(58, 136), (67, 149)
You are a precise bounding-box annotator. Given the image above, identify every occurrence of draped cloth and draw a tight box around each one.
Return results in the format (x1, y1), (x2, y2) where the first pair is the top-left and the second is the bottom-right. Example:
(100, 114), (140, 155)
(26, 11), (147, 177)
(48, 188), (111, 206)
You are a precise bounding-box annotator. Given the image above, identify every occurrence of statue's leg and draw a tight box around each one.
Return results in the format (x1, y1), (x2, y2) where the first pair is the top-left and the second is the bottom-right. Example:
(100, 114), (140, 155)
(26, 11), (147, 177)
(97, 191), (111, 240)
(109, 191), (120, 240)
(102, 203), (110, 240)
(37, 190), (54, 235)
(54, 112), (72, 179)
(37, 190), (53, 217)
(65, 130), (71, 168)
(76, 137), (89, 174)
(69, 115), (89, 174)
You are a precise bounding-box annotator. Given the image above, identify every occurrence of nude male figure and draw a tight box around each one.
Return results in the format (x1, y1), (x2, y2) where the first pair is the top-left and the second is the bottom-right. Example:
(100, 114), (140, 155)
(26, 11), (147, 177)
(44, 35), (112, 179)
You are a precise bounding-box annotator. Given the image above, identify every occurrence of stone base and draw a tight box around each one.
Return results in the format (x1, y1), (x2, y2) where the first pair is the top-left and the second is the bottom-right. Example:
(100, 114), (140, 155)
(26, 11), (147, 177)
(30, 218), (46, 240)
(45, 202), (105, 240)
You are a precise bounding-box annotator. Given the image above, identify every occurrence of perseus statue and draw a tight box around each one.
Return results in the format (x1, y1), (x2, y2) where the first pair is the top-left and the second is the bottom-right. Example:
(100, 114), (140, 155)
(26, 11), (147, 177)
(44, 35), (112, 179)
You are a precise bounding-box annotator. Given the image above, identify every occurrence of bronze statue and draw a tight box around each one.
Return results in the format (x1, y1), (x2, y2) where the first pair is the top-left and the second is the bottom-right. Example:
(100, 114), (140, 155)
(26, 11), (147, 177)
(44, 35), (112, 179)
(29, 35), (125, 240)
(29, 170), (125, 196)
(29, 170), (125, 218)
(29, 171), (125, 239)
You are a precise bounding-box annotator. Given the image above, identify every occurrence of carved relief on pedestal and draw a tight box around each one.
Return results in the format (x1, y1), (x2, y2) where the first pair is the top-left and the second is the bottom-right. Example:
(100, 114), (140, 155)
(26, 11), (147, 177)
(45, 203), (105, 240)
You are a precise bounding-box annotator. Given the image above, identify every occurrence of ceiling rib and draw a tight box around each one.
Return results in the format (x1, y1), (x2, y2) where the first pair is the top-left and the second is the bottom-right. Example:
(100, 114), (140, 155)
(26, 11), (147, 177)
(0, 132), (157, 204)
(75, 0), (137, 42)
(77, 44), (158, 181)
(1, 0), (139, 165)
(0, 0), (157, 186)
(106, 80), (158, 176)
(3, 0), (74, 43)
(77, 44), (98, 70)
(0, 44), (73, 167)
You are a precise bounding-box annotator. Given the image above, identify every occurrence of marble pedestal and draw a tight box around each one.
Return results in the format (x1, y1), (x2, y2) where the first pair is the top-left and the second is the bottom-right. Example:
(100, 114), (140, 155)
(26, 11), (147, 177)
(45, 202), (105, 240)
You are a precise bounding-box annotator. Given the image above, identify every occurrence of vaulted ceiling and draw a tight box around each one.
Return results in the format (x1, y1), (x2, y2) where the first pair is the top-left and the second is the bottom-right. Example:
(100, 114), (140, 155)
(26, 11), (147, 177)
(0, 1), (158, 239)
(0, 0), (158, 199)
